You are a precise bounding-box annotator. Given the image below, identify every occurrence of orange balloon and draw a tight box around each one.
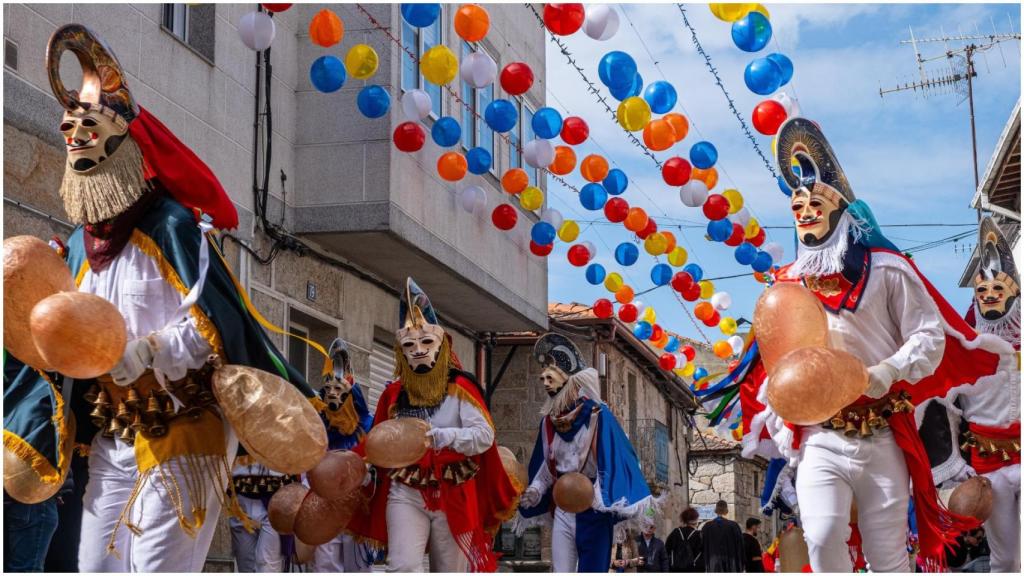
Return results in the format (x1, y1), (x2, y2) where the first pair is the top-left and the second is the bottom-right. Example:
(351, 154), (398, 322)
(713, 340), (733, 359)
(615, 285), (635, 304)
(661, 231), (677, 255)
(694, 301), (714, 321)
(642, 118), (676, 151)
(549, 145), (577, 175)
(692, 166), (718, 190)
(753, 271), (768, 283)
(623, 207), (649, 232)
(664, 113), (689, 142)
(502, 168), (529, 194)
(580, 154), (609, 183)
(437, 152), (468, 181)
(454, 4), (490, 42)
(309, 9), (344, 47)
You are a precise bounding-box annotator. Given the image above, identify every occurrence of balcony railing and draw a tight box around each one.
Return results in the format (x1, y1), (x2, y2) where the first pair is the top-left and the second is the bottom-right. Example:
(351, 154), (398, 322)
(625, 418), (670, 486)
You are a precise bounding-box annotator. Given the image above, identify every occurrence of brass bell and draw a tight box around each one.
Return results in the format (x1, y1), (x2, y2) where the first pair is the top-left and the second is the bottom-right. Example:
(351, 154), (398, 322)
(96, 389), (111, 407)
(120, 424), (134, 442)
(859, 418), (873, 438)
(102, 418), (116, 438)
(90, 404), (107, 421)
(163, 399), (177, 418)
(145, 393), (161, 416)
(110, 417), (124, 436)
(844, 419), (859, 437)
(866, 409), (883, 430)
(829, 414), (846, 429)
(443, 465), (456, 482)
(258, 477), (268, 488)
(1012, 441), (1020, 453)
(1000, 450), (1011, 462)
(148, 422), (167, 437)
(130, 412), (144, 432)
(125, 388), (140, 408)
(84, 385), (100, 404)
(978, 444), (991, 458)
(115, 401), (129, 420)
(407, 468), (421, 484)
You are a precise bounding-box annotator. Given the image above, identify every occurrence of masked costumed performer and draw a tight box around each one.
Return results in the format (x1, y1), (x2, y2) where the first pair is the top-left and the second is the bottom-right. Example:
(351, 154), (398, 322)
(5, 25), (321, 572)
(515, 333), (659, 573)
(347, 278), (520, 572)
(737, 117), (1007, 572)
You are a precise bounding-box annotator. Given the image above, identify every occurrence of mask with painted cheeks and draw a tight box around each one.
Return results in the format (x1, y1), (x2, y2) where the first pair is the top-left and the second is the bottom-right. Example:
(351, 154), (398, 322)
(322, 375), (353, 412)
(975, 272), (1019, 320)
(59, 105), (130, 173)
(397, 323), (445, 374)
(539, 365), (569, 398)
(790, 184), (847, 247)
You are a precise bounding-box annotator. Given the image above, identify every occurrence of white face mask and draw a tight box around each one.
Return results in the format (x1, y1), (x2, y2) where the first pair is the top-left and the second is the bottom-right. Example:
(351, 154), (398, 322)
(60, 106), (129, 173)
(397, 324), (445, 373)
(539, 366), (569, 397)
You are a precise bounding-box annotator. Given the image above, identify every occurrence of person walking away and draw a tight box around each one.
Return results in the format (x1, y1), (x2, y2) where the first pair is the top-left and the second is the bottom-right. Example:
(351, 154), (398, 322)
(701, 501), (744, 572)
(743, 518), (765, 572)
(666, 508), (703, 572)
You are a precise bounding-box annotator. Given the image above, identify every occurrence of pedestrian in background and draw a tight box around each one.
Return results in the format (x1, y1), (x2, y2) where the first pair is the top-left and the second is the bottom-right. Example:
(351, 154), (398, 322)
(701, 500), (744, 572)
(637, 524), (668, 572)
(666, 507), (703, 572)
(743, 517), (765, 572)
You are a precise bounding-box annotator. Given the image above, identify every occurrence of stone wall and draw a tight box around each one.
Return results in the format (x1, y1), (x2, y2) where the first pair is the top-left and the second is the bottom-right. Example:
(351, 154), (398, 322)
(688, 451), (771, 548)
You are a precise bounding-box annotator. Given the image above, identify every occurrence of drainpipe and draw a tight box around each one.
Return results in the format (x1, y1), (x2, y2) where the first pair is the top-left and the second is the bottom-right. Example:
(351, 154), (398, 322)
(593, 323), (617, 401)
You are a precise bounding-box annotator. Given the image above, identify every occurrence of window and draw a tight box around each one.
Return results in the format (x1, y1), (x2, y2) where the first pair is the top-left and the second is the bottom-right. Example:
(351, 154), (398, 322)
(162, 3), (189, 41)
(161, 3), (215, 63)
(459, 42), (496, 167)
(400, 11), (443, 118)
(461, 42), (476, 151)
(521, 104), (538, 186)
(654, 421), (670, 484)
(287, 323), (310, 383)
(367, 339), (395, 412)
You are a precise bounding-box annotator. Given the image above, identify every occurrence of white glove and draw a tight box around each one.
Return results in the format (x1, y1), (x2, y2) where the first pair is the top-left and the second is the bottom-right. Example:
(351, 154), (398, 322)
(110, 336), (155, 387)
(361, 465), (376, 487)
(865, 362), (900, 399)
(426, 427), (457, 450)
(520, 486), (542, 508)
(940, 465), (977, 490)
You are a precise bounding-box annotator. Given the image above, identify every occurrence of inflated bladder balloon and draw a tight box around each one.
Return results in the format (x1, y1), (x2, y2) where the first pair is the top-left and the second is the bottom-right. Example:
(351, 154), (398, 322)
(497, 446), (528, 488)
(553, 472), (594, 513)
(30, 292), (126, 379)
(308, 450), (366, 502)
(4, 236), (74, 369)
(4, 414), (74, 504)
(778, 526), (810, 573)
(948, 476), (994, 522)
(293, 490), (354, 545)
(753, 282), (829, 372)
(268, 483), (309, 534)
(364, 418), (431, 469)
(767, 347), (868, 425)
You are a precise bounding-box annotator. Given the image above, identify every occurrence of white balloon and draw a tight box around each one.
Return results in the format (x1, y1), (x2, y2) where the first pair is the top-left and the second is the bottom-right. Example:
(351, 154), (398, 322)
(711, 291), (732, 311)
(763, 241), (785, 263)
(238, 11), (276, 51)
(730, 207), (752, 225)
(523, 139), (555, 168)
(541, 208), (563, 230)
(401, 89), (432, 122)
(679, 180), (709, 208)
(459, 51), (497, 89)
(773, 92), (801, 117)
(581, 241), (596, 261)
(583, 5), (620, 41)
(457, 185), (486, 215)
(728, 335), (745, 355)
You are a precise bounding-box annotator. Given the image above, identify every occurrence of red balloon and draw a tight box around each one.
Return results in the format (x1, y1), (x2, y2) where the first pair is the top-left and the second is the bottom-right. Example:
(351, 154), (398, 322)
(618, 303), (638, 323)
(393, 122), (425, 152)
(752, 99), (788, 136)
(650, 324), (665, 342)
(261, 3), (293, 12)
(567, 244), (591, 266)
(603, 197), (630, 223)
(702, 194), (729, 220)
(728, 359), (741, 372)
(682, 283), (701, 302)
(662, 157), (692, 186)
(750, 228), (766, 247)
(500, 62), (534, 96)
(491, 204), (518, 230)
(543, 3), (585, 36)
(682, 345), (696, 362)
(702, 310), (721, 327)
(658, 353), (677, 371)
(724, 223), (745, 246)
(561, 116), (589, 145)
(593, 298), (614, 319)
(671, 271), (694, 293)
(637, 217), (658, 240)
(530, 241), (553, 256)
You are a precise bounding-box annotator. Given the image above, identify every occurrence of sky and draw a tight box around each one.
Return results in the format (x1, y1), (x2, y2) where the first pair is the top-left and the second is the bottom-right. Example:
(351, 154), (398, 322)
(541, 2), (1021, 345)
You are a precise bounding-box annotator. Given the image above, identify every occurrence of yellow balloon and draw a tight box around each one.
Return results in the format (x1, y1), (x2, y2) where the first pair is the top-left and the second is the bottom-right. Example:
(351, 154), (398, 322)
(723, 189), (744, 214)
(520, 186), (544, 211)
(644, 232), (668, 256)
(345, 44), (379, 80)
(681, 362), (695, 377)
(420, 45), (458, 85)
(558, 220), (580, 242)
(745, 217), (760, 239)
(641, 306), (657, 324)
(699, 280), (715, 299)
(719, 316), (738, 335)
(604, 272), (624, 292)
(771, 136), (777, 157)
(616, 97), (651, 132)
(668, 246), (688, 267)
(753, 4), (770, 19)
(709, 3), (759, 22)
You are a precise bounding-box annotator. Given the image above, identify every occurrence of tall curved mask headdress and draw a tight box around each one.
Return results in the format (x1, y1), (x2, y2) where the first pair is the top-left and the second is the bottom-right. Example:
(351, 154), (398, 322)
(533, 333), (587, 376)
(974, 217), (1020, 321)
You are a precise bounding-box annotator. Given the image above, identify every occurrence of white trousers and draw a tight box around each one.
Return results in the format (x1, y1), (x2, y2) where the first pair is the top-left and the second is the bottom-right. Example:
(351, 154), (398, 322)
(796, 427), (911, 573)
(229, 495), (283, 572)
(78, 423), (238, 572)
(312, 533), (372, 572)
(552, 507), (578, 572)
(384, 483), (467, 572)
(985, 463), (1021, 573)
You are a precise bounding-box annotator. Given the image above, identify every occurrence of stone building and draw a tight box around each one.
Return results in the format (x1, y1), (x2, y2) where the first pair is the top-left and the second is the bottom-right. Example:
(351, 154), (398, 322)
(4, 2), (546, 570)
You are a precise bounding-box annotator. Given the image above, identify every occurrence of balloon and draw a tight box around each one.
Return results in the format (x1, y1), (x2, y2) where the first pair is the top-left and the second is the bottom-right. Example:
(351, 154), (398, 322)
(491, 204), (518, 230)
(641, 305), (657, 324)
(693, 367), (708, 381)
(763, 242), (784, 263)
(644, 232), (668, 256)
(664, 113), (689, 142)
(3, 236), (75, 370)
(668, 246), (688, 267)
(457, 185), (486, 214)
(724, 223), (745, 247)
(238, 11), (276, 51)
(532, 107), (563, 139)
(466, 147), (492, 175)
(541, 208), (564, 229)
(585, 263), (606, 285)
(530, 221), (557, 246)
(778, 527), (811, 573)
(690, 141), (718, 169)
(431, 116), (462, 147)
(567, 244), (591, 266)
(728, 335), (745, 355)
(520, 186), (545, 211)
(671, 271), (694, 293)
(543, 3), (586, 36)
(485, 99), (518, 132)
(401, 89), (433, 121)
(356, 85), (390, 119)
(702, 311), (721, 328)
(948, 476), (994, 522)
(502, 168), (529, 194)
(637, 218), (657, 239)
(753, 283), (829, 372)
(650, 263), (673, 286)
(604, 197), (630, 223)
(593, 298), (614, 319)
(634, 321), (653, 340)
(614, 242), (639, 266)
(732, 11), (772, 52)
(623, 207), (649, 232)
(401, 3), (440, 27)
(643, 81), (678, 114)
(691, 166), (718, 191)
(309, 8), (344, 47)
(658, 352), (677, 371)
(642, 119), (676, 151)
(553, 472), (594, 513)
(679, 180), (709, 207)
(558, 220), (580, 242)
(707, 218), (732, 242)
(437, 152), (467, 181)
(261, 4), (292, 12)
(420, 45), (458, 85)
(268, 483), (308, 534)
(713, 340), (733, 359)
(730, 206), (753, 225)
(682, 263), (703, 282)
(604, 272), (624, 292)
(752, 251), (773, 272)
(719, 317), (738, 335)
(310, 55), (346, 93)
(609, 71), (642, 101)
(665, 336), (680, 353)
(583, 4), (620, 40)
(530, 240), (552, 257)
(744, 218), (760, 239)
(709, 3), (758, 22)
(615, 285), (635, 304)
(454, 3), (490, 41)
(752, 99), (787, 135)
(598, 51), (638, 90)
(711, 292), (733, 311)
(561, 116), (589, 145)
(602, 168), (629, 196)
(698, 280), (715, 299)
(767, 53), (794, 86)
(392, 121), (425, 152)
(365, 417), (431, 468)
(679, 362), (696, 377)
(744, 57), (783, 95)
(722, 189), (744, 214)
(580, 154), (610, 182)
(308, 451), (365, 501)
(661, 231), (677, 255)
(767, 347), (868, 425)
(550, 145), (577, 175)
(694, 301), (714, 321)
(734, 242), (757, 265)
(523, 139), (555, 168)
(579, 183), (607, 210)
(29, 292), (125, 379)
(345, 44), (379, 80)
(662, 157), (692, 186)
(702, 194), (730, 220)
(460, 51), (498, 89)
(616, 97), (651, 132)
(772, 91), (800, 117)
(500, 62), (534, 95)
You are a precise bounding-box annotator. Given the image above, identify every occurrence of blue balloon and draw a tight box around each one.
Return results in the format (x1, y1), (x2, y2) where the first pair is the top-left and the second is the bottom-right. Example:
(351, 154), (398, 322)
(400, 3), (440, 27)
(707, 218), (733, 242)
(431, 116), (462, 147)
(731, 11), (772, 52)
(310, 56), (346, 93)
(690, 141), (718, 170)
(643, 81), (678, 114)
(466, 147), (492, 175)
(683, 263), (703, 282)
(752, 250), (774, 272)
(743, 57), (783, 96)
(665, 336), (680, 353)
(603, 169), (629, 196)
(615, 242), (640, 266)
(777, 175), (791, 196)
(598, 51), (637, 90)
(650, 263), (673, 286)
(484, 99), (518, 133)
(735, 242), (757, 265)
(580, 183), (608, 210)
(531, 221), (557, 246)
(633, 321), (653, 340)
(585, 263), (606, 285)
(767, 53), (794, 86)
(356, 85), (391, 118)
(609, 72), (643, 101)
(532, 107), (563, 139)
(693, 367), (708, 381)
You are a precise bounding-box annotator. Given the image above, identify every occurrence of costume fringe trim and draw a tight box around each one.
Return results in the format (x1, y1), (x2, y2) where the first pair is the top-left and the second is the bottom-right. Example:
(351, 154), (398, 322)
(40, 370), (71, 482)
(973, 299), (1021, 344)
(789, 211), (866, 278)
(75, 443), (91, 457)
(60, 135), (145, 225)
(393, 339), (455, 408)
(324, 395), (360, 436)
(447, 382), (495, 430)
(75, 260), (91, 287)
